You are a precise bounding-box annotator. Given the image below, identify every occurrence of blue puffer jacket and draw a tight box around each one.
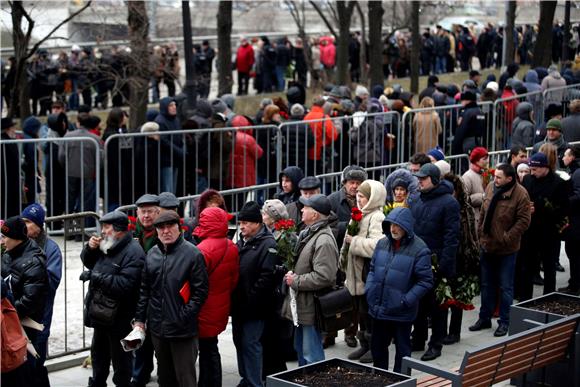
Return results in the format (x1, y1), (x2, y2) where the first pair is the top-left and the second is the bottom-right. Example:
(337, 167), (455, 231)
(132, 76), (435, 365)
(409, 180), (460, 278)
(365, 207), (433, 322)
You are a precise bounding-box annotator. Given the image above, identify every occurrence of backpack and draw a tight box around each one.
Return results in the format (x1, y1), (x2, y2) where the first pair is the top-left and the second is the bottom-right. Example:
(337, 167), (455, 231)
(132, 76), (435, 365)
(1, 297), (28, 373)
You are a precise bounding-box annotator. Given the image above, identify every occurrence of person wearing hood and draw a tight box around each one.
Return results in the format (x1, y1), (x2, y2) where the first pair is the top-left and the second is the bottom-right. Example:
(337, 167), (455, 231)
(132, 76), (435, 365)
(409, 163), (460, 361)
(384, 168), (420, 207)
(560, 145), (580, 295)
(155, 97), (183, 194)
(412, 96), (442, 154)
(193, 207), (240, 387)
(522, 70), (543, 124)
(21, 116), (42, 205)
(41, 113), (68, 227)
(365, 207), (433, 373)
(341, 180), (387, 364)
(541, 65), (567, 105)
(532, 119), (569, 169)
(511, 102), (536, 147)
(351, 98), (384, 178)
(562, 99), (580, 143)
(275, 166), (304, 205)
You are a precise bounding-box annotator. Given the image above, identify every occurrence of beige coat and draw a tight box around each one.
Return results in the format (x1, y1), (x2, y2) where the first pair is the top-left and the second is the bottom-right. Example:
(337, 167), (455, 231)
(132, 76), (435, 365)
(341, 180), (387, 296)
(412, 111), (442, 154)
(281, 219), (338, 326)
(462, 168), (484, 223)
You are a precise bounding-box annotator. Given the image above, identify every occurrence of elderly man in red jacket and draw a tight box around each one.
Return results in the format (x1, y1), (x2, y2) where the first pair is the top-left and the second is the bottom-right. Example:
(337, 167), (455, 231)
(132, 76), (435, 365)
(236, 37), (255, 96)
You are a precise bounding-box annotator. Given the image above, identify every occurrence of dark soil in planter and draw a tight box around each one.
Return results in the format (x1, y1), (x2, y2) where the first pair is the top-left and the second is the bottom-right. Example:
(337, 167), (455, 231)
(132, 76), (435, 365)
(526, 299), (580, 316)
(279, 363), (406, 386)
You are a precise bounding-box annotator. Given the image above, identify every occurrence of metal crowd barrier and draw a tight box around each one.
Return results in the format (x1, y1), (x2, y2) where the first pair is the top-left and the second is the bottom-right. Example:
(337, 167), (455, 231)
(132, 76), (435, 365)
(493, 90), (544, 150)
(1, 136), (101, 234)
(542, 83), (580, 118)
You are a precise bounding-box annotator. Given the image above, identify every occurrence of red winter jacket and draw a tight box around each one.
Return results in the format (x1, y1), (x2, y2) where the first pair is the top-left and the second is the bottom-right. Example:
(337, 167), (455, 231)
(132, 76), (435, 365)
(194, 207), (239, 338)
(501, 88), (519, 135)
(227, 117), (264, 188)
(236, 43), (255, 73)
(319, 37), (336, 68)
(304, 105), (338, 160)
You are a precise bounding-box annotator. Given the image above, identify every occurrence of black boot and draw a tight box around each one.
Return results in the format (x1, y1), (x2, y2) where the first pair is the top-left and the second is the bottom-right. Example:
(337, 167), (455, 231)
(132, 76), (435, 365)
(347, 331), (368, 360)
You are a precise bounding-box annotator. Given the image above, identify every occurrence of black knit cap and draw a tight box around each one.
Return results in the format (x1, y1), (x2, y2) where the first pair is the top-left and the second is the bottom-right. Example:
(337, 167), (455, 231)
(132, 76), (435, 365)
(237, 201), (263, 223)
(1, 216), (28, 241)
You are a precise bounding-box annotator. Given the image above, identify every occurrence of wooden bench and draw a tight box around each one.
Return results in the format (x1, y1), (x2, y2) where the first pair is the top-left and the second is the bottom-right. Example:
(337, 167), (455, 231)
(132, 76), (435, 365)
(401, 314), (580, 387)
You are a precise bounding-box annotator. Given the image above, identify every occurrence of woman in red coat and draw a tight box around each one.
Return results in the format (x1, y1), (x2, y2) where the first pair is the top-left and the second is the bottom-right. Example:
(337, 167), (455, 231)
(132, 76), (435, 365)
(194, 207), (240, 387)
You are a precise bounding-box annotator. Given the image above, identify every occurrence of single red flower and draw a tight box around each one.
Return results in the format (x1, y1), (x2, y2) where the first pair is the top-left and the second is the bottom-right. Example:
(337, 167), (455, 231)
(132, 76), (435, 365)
(351, 208), (363, 222)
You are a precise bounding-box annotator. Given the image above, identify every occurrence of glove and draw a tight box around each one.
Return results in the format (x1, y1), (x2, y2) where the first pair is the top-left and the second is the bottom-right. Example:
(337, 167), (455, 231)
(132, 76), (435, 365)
(79, 271), (92, 282)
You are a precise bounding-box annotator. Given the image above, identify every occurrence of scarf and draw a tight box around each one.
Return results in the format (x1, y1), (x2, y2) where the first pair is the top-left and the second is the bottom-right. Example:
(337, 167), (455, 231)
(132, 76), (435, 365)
(483, 179), (517, 234)
(343, 187), (357, 209)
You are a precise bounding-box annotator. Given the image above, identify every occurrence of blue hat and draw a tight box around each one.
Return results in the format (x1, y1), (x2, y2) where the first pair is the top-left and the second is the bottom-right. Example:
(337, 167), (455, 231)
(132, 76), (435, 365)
(21, 203), (45, 228)
(529, 152), (549, 168)
(427, 147), (445, 161)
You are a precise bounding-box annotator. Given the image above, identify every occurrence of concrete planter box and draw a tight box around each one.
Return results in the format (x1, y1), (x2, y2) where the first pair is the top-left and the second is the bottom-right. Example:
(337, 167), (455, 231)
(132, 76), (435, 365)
(266, 358), (416, 387)
(509, 292), (580, 387)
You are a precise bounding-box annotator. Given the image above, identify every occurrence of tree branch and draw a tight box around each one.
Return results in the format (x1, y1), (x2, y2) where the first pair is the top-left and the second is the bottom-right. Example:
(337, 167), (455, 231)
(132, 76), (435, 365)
(25, 1), (92, 60)
(309, 0), (337, 38)
(328, 1), (339, 25)
(284, 0), (301, 28)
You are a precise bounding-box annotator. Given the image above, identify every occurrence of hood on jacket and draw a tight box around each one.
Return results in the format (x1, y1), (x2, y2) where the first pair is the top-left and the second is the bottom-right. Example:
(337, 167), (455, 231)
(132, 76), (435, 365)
(231, 115), (253, 135)
(221, 94), (235, 111)
(534, 67), (548, 82)
(47, 112), (68, 137)
(279, 166), (304, 192)
(22, 116), (42, 137)
(197, 189), (228, 216)
(287, 85), (306, 106)
(524, 70), (540, 84)
(359, 179), (387, 214)
(193, 207), (229, 239)
(385, 168), (419, 203)
(382, 207), (415, 240)
(371, 84), (384, 99)
(159, 97), (176, 118)
(516, 102), (534, 120)
(183, 99), (213, 129)
(507, 63), (520, 76)
(367, 98), (382, 114)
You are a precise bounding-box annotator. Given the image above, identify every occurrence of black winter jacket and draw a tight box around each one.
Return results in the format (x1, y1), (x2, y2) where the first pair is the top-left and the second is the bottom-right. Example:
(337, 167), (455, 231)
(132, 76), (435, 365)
(328, 187), (355, 248)
(135, 235), (208, 339)
(231, 226), (280, 321)
(81, 233), (145, 330)
(565, 160), (580, 241)
(155, 97), (184, 168)
(452, 101), (485, 154)
(1, 239), (48, 322)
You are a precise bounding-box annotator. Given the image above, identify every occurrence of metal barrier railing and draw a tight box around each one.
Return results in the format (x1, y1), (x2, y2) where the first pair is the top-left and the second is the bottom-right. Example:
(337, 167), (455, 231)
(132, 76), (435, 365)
(493, 90), (544, 149)
(542, 83), (580, 118)
(45, 212), (100, 360)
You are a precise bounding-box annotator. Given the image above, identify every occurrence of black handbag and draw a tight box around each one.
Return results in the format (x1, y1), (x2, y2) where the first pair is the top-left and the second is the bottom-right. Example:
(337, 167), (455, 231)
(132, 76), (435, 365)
(314, 286), (354, 333)
(88, 289), (119, 326)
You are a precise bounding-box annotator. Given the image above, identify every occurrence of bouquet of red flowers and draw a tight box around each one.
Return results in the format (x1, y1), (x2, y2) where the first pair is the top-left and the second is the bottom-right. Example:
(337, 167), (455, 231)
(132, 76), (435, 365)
(482, 168), (495, 189)
(341, 207), (363, 270)
(271, 219), (297, 271)
(432, 255), (479, 311)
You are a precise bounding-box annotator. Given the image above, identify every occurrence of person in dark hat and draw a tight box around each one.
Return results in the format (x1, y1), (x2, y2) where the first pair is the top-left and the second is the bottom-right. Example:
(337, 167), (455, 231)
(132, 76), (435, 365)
(231, 201), (281, 386)
(158, 192), (195, 243)
(1, 117), (21, 219)
(80, 211), (145, 387)
(452, 90), (485, 163)
(409, 163), (460, 361)
(286, 176), (322, 233)
(281, 193), (338, 365)
(532, 118), (569, 169)
(130, 194), (160, 387)
(134, 209), (208, 387)
(21, 203), (62, 385)
(1, 216), (48, 386)
(518, 152), (568, 301)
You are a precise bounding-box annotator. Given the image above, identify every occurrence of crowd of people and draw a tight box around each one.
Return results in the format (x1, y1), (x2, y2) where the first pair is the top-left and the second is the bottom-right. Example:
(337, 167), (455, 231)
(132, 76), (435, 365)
(3, 21), (580, 113)
(2, 131), (579, 386)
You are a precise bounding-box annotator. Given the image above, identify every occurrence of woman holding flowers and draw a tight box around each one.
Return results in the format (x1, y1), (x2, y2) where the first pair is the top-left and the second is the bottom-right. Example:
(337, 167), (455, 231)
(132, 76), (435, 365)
(341, 179), (387, 363)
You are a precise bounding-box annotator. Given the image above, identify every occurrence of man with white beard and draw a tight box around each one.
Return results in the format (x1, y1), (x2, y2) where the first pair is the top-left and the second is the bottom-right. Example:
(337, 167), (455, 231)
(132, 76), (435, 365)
(80, 211), (146, 387)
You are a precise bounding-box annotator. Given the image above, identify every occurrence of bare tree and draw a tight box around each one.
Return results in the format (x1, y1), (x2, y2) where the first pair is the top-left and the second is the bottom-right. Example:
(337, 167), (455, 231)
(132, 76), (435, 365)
(8, 0), (92, 119)
(368, 1), (384, 87)
(284, 0), (314, 76)
(354, 2), (367, 85)
(127, 1), (149, 130)
(410, 1), (420, 94)
(217, 0), (233, 96)
(532, 0), (557, 68)
(505, 0), (517, 66)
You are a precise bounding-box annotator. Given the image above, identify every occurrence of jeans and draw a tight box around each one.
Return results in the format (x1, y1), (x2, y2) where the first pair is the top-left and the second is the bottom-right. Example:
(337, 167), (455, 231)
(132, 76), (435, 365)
(232, 318), (265, 387)
(198, 337), (222, 387)
(161, 167), (178, 194)
(275, 66), (286, 91)
(371, 319), (412, 373)
(479, 252), (516, 325)
(435, 56), (447, 74)
(67, 177), (96, 227)
(294, 324), (324, 366)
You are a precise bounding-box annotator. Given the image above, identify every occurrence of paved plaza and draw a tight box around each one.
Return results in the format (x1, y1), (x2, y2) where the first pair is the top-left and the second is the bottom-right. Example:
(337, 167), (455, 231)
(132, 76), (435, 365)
(47, 244), (572, 386)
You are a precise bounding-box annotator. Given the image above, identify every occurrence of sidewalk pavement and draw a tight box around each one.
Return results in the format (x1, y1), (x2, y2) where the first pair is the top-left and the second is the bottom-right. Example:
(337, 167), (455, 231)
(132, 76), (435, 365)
(49, 250), (572, 387)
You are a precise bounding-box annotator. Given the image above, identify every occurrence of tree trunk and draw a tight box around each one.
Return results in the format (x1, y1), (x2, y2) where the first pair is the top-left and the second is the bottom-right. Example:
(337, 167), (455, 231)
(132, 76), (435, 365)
(505, 0), (516, 66)
(217, 1), (233, 96)
(410, 1), (420, 94)
(336, 1), (355, 85)
(10, 1), (31, 119)
(368, 1), (384, 87)
(127, 1), (149, 130)
(181, 0), (196, 115)
(563, 0), (571, 62)
(532, 1), (557, 68)
(355, 2), (367, 85)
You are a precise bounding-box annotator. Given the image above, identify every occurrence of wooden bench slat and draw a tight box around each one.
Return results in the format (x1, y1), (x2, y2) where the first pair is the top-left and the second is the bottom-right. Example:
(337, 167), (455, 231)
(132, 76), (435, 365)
(462, 363), (501, 380)
(494, 362), (537, 381)
(494, 355), (534, 374)
(532, 347), (569, 366)
(460, 372), (495, 386)
(538, 332), (576, 348)
(417, 378), (452, 387)
(463, 346), (504, 365)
